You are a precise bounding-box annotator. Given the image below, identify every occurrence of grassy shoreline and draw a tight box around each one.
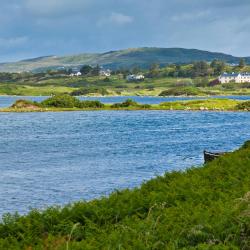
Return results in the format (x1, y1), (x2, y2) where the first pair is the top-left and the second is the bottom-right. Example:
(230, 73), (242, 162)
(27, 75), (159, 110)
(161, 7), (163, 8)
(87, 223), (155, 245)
(0, 91), (250, 97)
(0, 141), (250, 249)
(1, 97), (249, 112)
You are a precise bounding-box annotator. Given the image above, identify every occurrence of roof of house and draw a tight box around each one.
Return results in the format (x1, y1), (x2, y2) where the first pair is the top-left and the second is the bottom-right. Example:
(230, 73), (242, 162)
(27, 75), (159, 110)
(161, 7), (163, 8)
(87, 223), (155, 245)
(221, 72), (250, 77)
(241, 73), (250, 76)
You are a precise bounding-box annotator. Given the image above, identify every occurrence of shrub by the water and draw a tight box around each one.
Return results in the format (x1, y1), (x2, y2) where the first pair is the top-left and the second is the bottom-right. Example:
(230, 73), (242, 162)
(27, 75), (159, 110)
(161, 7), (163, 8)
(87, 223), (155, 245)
(235, 100), (250, 111)
(41, 94), (81, 108)
(111, 98), (139, 108)
(140, 104), (151, 109)
(40, 94), (105, 109)
(0, 142), (249, 249)
(78, 100), (104, 108)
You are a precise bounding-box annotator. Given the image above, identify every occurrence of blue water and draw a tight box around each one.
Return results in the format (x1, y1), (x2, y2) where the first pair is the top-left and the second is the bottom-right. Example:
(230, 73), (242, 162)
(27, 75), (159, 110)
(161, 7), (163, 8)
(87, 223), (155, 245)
(0, 95), (250, 108)
(0, 110), (249, 216)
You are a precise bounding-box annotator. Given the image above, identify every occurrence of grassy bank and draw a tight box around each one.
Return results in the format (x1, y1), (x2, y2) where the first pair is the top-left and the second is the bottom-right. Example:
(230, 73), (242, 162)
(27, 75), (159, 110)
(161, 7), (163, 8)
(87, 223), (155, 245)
(0, 141), (250, 249)
(1, 95), (250, 112)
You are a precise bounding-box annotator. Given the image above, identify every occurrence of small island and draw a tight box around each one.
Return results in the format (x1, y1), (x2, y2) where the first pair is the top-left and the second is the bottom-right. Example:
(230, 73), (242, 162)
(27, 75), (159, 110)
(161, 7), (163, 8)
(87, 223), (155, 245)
(1, 94), (250, 112)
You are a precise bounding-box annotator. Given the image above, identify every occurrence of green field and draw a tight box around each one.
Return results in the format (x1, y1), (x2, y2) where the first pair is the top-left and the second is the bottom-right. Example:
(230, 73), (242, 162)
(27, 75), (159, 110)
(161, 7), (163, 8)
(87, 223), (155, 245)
(1, 60), (250, 96)
(1, 75), (250, 97)
(0, 141), (249, 249)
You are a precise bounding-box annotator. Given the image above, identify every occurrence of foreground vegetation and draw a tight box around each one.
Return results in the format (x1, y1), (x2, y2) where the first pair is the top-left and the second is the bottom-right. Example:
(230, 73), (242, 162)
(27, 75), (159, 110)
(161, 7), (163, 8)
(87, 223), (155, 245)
(1, 94), (250, 112)
(0, 141), (250, 249)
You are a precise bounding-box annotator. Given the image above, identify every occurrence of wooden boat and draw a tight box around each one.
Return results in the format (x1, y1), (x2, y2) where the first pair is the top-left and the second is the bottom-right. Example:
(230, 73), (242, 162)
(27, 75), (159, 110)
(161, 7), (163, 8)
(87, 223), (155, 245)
(203, 150), (226, 163)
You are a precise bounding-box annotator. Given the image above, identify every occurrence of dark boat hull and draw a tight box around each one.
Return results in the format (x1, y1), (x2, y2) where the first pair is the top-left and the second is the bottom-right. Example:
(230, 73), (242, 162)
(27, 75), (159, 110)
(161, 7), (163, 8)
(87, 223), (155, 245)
(204, 151), (226, 163)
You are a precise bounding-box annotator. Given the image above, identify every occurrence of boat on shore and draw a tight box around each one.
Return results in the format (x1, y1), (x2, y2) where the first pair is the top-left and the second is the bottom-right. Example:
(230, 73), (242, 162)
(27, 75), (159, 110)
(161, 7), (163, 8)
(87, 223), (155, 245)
(204, 150), (226, 163)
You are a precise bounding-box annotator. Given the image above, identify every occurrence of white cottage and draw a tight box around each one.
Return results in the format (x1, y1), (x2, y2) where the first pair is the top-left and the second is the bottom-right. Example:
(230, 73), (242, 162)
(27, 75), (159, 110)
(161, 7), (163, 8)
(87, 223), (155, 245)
(69, 72), (82, 77)
(126, 74), (145, 81)
(99, 69), (111, 77)
(219, 72), (250, 83)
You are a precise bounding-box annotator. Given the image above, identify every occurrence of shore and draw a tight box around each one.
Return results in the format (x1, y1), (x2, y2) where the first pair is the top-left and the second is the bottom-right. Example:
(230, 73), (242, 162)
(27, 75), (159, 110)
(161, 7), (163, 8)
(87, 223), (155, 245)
(1, 98), (249, 112)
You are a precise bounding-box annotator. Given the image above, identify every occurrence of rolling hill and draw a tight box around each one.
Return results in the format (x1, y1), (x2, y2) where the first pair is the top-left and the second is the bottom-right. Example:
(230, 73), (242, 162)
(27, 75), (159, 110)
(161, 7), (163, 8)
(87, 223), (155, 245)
(0, 47), (249, 72)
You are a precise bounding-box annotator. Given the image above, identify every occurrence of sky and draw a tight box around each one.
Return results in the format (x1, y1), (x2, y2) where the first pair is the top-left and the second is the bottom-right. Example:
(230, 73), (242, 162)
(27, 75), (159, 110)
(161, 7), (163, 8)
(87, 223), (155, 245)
(1, 0), (250, 62)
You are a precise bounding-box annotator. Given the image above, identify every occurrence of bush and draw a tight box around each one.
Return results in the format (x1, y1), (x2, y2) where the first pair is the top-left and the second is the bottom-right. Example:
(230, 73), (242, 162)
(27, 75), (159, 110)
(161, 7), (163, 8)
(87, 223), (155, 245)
(40, 94), (105, 109)
(235, 101), (250, 110)
(41, 94), (81, 108)
(140, 104), (151, 109)
(111, 99), (151, 109)
(111, 99), (139, 108)
(78, 100), (104, 108)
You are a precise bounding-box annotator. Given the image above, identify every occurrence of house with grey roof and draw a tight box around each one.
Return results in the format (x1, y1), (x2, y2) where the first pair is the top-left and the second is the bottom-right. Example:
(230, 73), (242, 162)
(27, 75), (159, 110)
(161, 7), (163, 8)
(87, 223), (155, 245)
(218, 72), (250, 83)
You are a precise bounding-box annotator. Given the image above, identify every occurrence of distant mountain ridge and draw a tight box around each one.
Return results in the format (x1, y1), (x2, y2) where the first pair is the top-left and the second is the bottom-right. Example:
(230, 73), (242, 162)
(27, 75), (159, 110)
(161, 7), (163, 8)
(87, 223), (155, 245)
(1, 47), (249, 72)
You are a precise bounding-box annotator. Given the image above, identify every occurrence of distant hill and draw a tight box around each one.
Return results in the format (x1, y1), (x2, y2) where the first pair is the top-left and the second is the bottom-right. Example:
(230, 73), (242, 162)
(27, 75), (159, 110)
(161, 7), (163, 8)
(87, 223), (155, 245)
(1, 47), (249, 72)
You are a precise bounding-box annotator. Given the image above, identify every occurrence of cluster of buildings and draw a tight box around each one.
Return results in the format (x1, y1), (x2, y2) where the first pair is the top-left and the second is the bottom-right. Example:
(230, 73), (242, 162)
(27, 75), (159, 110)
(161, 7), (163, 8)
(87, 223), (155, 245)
(68, 68), (146, 83)
(218, 72), (250, 83)
(69, 68), (111, 77)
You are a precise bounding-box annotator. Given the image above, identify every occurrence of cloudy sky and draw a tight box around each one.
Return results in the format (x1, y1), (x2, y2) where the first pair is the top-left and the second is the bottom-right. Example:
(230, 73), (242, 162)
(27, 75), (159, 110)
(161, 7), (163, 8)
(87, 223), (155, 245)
(1, 0), (250, 62)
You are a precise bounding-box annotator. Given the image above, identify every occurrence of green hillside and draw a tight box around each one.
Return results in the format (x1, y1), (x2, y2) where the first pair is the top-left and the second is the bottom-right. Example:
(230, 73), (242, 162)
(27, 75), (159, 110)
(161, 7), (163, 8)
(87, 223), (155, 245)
(0, 141), (250, 249)
(1, 47), (249, 73)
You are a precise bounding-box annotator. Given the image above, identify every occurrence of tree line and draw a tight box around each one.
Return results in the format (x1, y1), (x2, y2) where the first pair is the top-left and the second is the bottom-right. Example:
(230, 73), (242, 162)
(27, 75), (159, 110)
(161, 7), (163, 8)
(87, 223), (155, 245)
(0, 58), (247, 82)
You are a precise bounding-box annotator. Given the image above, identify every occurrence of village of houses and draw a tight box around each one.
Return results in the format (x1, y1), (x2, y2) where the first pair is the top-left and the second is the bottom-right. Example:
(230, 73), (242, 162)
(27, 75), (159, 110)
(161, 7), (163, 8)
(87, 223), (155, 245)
(69, 68), (145, 82)
(69, 65), (250, 84)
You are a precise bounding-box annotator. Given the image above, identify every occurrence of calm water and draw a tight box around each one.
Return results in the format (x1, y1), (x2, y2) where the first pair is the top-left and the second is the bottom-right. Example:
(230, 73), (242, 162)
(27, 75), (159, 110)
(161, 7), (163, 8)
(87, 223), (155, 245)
(0, 95), (250, 108)
(0, 110), (250, 216)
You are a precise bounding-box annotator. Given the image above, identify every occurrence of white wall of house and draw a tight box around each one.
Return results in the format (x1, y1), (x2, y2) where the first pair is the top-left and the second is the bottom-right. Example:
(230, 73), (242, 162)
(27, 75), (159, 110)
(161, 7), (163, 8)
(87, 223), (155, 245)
(100, 70), (111, 77)
(69, 72), (82, 77)
(126, 74), (145, 81)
